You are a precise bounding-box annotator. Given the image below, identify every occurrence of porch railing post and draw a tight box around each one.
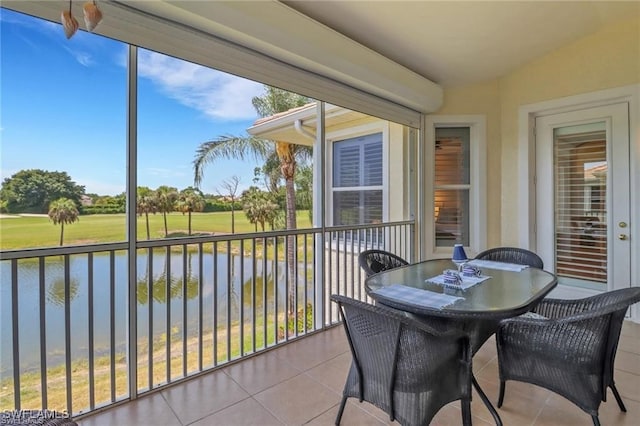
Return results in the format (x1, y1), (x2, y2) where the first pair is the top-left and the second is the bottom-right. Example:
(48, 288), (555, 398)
(126, 44), (138, 401)
(313, 101), (326, 329)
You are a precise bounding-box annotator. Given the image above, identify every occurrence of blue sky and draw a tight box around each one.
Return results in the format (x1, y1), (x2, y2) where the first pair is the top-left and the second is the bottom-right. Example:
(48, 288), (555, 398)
(1, 8), (265, 195)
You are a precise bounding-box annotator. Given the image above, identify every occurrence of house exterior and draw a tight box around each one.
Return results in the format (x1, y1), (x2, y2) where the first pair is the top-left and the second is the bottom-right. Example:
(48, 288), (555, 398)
(246, 10), (640, 309)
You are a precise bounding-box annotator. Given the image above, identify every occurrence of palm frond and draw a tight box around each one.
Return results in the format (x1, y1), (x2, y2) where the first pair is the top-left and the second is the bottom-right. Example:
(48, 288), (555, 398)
(193, 135), (269, 187)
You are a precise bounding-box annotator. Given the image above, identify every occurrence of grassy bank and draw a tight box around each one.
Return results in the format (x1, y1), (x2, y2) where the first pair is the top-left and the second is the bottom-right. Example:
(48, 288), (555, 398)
(0, 306), (313, 414)
(0, 211), (312, 251)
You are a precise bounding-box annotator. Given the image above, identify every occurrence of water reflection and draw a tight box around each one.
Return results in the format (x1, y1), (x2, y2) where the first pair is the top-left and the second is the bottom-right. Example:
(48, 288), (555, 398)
(46, 277), (79, 307)
(136, 257), (199, 304)
(1, 250), (299, 375)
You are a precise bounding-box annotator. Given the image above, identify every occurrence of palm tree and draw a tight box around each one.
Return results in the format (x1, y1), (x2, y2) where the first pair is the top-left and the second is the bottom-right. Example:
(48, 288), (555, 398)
(243, 186), (278, 231)
(176, 187), (205, 235)
(155, 186), (178, 237)
(137, 186), (157, 240)
(193, 86), (312, 313)
(48, 197), (79, 246)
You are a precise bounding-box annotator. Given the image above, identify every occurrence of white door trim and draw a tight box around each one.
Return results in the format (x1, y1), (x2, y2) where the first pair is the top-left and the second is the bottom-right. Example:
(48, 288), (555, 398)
(517, 84), (639, 321)
(536, 104), (629, 290)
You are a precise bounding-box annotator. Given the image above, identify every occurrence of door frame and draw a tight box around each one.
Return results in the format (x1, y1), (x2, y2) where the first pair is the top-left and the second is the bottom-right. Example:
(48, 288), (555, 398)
(517, 84), (639, 320)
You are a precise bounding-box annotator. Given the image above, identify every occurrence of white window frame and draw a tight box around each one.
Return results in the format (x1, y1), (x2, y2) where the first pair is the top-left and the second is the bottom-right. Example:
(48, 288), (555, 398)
(327, 122), (389, 226)
(423, 115), (486, 259)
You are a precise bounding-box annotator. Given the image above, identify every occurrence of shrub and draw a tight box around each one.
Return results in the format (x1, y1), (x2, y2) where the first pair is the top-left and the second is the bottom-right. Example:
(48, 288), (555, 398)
(278, 303), (314, 339)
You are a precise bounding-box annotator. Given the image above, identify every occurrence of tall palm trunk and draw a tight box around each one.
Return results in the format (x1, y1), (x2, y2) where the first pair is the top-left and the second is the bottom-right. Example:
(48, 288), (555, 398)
(188, 211), (192, 235)
(59, 223), (64, 246)
(163, 212), (168, 237)
(145, 212), (151, 240)
(277, 142), (297, 315)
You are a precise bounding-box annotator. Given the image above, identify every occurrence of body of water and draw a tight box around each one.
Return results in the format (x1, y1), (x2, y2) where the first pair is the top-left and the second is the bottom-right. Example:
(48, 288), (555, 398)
(1, 251), (312, 376)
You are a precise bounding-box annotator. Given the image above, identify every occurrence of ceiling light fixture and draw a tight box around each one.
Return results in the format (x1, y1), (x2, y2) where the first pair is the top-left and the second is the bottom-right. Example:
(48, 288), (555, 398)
(61, 0), (102, 39)
(61, 0), (79, 39)
(83, 1), (103, 32)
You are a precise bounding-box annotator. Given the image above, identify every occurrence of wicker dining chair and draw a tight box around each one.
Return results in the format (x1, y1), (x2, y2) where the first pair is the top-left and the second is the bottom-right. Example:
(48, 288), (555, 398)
(496, 287), (640, 426)
(331, 294), (472, 426)
(358, 249), (409, 278)
(474, 246), (544, 269)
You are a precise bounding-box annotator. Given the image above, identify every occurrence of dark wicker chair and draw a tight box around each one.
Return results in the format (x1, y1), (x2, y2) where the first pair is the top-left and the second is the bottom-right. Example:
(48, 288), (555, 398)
(358, 249), (409, 278)
(331, 294), (472, 426)
(474, 246), (544, 269)
(496, 287), (640, 426)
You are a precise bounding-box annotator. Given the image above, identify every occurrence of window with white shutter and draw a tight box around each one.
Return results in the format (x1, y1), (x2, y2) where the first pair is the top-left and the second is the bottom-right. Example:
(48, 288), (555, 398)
(332, 133), (383, 226)
(424, 115), (486, 258)
(434, 128), (471, 247)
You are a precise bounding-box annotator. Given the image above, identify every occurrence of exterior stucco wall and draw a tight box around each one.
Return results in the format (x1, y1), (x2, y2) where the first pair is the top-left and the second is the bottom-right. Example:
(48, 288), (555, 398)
(436, 15), (639, 248)
(498, 16), (639, 245)
(436, 80), (502, 247)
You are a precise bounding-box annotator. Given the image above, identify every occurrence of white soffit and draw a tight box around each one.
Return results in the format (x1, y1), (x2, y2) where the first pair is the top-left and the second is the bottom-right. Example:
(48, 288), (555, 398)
(2, 1), (443, 124)
(126, 0), (442, 114)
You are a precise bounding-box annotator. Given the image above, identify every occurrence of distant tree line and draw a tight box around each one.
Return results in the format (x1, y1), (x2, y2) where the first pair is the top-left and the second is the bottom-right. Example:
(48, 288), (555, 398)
(80, 193), (244, 215)
(0, 167), (312, 243)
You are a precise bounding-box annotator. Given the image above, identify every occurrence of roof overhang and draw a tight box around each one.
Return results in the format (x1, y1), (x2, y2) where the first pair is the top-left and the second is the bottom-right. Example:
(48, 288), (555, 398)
(247, 103), (375, 146)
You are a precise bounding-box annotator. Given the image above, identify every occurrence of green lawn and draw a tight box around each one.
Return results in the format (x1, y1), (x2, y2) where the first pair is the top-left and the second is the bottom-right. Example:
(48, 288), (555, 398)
(0, 211), (312, 250)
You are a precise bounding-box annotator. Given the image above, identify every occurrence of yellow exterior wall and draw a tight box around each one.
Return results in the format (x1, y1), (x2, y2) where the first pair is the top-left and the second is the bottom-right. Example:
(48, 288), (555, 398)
(437, 80), (502, 247)
(498, 16), (639, 244)
(436, 15), (639, 247)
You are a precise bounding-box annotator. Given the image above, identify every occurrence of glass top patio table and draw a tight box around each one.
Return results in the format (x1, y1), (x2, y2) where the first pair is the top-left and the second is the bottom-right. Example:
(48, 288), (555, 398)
(365, 258), (558, 320)
(365, 258), (557, 426)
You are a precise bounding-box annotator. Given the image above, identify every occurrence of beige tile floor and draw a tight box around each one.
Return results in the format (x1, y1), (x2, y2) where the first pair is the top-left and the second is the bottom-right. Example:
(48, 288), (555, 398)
(78, 320), (640, 426)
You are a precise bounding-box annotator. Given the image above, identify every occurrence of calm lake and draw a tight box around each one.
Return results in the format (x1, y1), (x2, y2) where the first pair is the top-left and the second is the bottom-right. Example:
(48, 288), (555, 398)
(0, 251), (310, 376)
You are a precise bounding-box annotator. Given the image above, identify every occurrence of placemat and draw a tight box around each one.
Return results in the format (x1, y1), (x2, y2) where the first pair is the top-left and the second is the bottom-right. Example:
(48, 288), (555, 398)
(371, 284), (463, 309)
(466, 259), (529, 272)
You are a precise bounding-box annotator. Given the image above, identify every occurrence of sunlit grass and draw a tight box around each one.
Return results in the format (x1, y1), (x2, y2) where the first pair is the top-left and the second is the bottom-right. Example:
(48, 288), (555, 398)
(0, 211), (312, 250)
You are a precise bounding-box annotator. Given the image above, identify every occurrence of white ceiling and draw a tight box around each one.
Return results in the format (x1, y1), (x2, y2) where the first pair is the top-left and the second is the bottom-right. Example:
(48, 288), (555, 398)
(282, 1), (640, 87)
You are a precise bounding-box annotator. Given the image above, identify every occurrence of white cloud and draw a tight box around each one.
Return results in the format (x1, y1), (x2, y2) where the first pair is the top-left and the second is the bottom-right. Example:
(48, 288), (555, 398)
(4, 8), (97, 67)
(62, 46), (94, 67)
(137, 50), (263, 121)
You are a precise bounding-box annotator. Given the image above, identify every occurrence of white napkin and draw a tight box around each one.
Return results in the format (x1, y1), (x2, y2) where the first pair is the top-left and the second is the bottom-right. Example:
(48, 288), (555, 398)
(426, 274), (491, 290)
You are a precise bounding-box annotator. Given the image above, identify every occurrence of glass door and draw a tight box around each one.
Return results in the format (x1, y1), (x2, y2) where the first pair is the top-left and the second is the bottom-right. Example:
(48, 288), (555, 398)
(536, 103), (630, 291)
(553, 123), (607, 287)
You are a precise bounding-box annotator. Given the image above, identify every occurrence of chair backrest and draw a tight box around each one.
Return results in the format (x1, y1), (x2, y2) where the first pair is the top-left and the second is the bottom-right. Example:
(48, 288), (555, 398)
(474, 246), (544, 269)
(358, 249), (409, 278)
(596, 287), (640, 383)
(330, 294), (471, 426)
(550, 287), (640, 389)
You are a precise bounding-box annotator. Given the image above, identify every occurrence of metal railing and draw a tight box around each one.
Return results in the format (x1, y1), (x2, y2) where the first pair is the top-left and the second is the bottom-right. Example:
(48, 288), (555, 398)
(0, 220), (414, 416)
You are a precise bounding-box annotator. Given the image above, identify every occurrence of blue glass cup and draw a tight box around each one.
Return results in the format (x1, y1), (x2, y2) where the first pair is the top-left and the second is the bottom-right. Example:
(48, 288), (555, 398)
(452, 244), (468, 272)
